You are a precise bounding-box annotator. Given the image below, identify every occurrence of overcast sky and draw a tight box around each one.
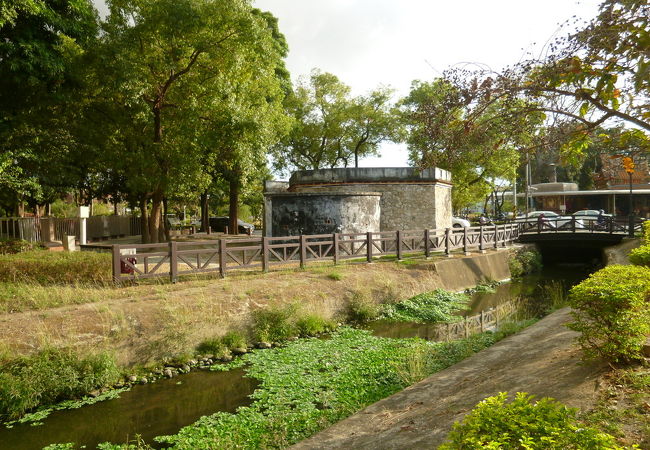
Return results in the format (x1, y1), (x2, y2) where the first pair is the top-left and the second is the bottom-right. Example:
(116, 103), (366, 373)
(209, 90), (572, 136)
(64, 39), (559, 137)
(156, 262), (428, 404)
(93, 0), (602, 168)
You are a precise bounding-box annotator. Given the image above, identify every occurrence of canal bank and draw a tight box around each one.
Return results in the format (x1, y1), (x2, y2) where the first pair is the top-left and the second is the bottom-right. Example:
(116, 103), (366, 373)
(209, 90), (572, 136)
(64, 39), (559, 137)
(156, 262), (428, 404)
(0, 248), (514, 366)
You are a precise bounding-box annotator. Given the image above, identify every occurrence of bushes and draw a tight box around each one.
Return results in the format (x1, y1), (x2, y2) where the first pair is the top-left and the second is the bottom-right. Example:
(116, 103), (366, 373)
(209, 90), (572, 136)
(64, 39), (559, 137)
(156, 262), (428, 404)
(0, 239), (45, 255)
(440, 392), (621, 449)
(568, 265), (650, 362)
(0, 349), (120, 420)
(508, 248), (543, 278)
(381, 289), (468, 323)
(628, 244), (650, 267)
(251, 305), (300, 343)
(0, 251), (112, 285)
(346, 291), (381, 323)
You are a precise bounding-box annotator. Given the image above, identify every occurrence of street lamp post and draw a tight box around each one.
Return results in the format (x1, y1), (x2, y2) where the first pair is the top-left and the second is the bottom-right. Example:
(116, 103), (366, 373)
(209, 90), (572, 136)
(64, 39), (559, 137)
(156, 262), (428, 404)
(622, 157), (635, 237)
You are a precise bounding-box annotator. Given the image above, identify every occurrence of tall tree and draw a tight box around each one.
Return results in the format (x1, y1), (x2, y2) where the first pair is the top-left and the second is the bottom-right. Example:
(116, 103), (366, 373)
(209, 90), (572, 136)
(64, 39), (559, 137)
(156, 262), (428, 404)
(399, 78), (544, 211)
(88, 0), (288, 242)
(272, 70), (400, 173)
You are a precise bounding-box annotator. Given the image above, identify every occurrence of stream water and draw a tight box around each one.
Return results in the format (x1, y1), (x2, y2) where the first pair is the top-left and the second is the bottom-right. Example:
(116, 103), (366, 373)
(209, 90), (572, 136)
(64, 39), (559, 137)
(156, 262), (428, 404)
(0, 265), (592, 449)
(0, 369), (257, 450)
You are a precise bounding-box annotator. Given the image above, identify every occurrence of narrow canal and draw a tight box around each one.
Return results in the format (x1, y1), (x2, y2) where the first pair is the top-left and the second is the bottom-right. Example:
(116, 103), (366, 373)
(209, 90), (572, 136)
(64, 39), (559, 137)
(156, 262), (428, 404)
(0, 265), (592, 449)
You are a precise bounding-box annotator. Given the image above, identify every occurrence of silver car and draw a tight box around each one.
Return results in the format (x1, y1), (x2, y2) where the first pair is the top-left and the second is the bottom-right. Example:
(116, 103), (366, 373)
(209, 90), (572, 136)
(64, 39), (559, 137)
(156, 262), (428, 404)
(516, 211), (584, 230)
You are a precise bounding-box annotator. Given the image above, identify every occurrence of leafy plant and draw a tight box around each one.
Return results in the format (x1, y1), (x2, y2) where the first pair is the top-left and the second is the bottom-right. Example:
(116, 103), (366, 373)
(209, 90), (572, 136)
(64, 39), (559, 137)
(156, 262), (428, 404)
(0, 349), (120, 420)
(220, 331), (248, 351)
(440, 392), (621, 449)
(295, 314), (337, 337)
(508, 249), (543, 278)
(251, 305), (300, 343)
(567, 265), (650, 362)
(628, 244), (650, 267)
(381, 289), (468, 323)
(345, 291), (380, 323)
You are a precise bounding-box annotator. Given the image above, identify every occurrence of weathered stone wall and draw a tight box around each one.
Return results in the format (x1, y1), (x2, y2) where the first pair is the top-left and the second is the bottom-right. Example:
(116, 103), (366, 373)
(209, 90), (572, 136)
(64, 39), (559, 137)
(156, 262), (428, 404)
(291, 183), (452, 231)
(266, 193), (381, 236)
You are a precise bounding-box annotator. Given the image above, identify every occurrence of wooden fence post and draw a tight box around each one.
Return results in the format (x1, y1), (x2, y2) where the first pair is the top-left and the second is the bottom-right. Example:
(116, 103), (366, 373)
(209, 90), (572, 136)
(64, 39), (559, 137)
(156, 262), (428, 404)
(333, 233), (339, 265)
(219, 238), (227, 278)
(367, 231), (373, 263)
(112, 244), (121, 285)
(169, 241), (178, 283)
(445, 227), (452, 257)
(463, 226), (469, 255)
(424, 229), (431, 259)
(396, 230), (402, 261)
(494, 225), (499, 249)
(480, 310), (484, 332)
(479, 225), (485, 253)
(300, 234), (307, 269)
(262, 237), (269, 273)
(464, 317), (469, 338)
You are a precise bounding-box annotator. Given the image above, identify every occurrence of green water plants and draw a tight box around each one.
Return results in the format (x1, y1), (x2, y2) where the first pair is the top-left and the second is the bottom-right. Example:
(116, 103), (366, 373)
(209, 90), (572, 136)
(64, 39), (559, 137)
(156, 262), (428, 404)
(440, 392), (621, 449)
(381, 289), (468, 323)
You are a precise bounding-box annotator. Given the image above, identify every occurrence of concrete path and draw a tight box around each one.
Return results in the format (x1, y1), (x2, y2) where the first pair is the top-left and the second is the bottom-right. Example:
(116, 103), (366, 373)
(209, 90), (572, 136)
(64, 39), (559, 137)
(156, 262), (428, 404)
(293, 308), (606, 449)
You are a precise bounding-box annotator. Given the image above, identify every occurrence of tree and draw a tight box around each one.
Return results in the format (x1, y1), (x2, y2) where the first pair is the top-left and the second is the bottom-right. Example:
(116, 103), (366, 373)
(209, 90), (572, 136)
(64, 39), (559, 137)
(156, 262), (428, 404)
(399, 78), (544, 211)
(0, 0), (98, 215)
(273, 70), (400, 173)
(88, 0), (288, 242)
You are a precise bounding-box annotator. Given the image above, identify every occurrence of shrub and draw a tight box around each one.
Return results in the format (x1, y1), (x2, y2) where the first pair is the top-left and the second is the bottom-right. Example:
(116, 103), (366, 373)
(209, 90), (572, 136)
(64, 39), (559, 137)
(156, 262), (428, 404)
(346, 291), (380, 323)
(0, 349), (119, 420)
(440, 392), (621, 449)
(0, 251), (112, 285)
(381, 289), (468, 323)
(220, 331), (248, 350)
(0, 239), (45, 255)
(295, 314), (337, 337)
(251, 305), (299, 343)
(508, 249), (542, 278)
(568, 265), (650, 362)
(327, 271), (343, 281)
(629, 244), (650, 267)
(196, 338), (231, 359)
(643, 220), (650, 244)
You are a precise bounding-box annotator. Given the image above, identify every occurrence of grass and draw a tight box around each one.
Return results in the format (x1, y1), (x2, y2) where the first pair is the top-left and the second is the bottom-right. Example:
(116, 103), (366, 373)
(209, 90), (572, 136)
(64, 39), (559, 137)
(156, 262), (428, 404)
(0, 348), (120, 421)
(156, 325), (530, 449)
(0, 251), (112, 285)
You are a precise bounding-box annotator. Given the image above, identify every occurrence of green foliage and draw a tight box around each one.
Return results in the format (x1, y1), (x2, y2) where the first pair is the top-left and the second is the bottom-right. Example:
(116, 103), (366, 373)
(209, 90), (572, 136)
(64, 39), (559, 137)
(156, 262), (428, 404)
(568, 265), (650, 362)
(196, 338), (231, 359)
(159, 327), (508, 449)
(381, 289), (469, 323)
(220, 331), (248, 351)
(346, 291), (381, 323)
(251, 305), (300, 343)
(327, 271), (343, 281)
(295, 315), (337, 337)
(643, 220), (650, 244)
(629, 244), (650, 267)
(440, 392), (621, 449)
(0, 239), (45, 255)
(0, 349), (119, 420)
(0, 251), (112, 285)
(508, 249), (543, 278)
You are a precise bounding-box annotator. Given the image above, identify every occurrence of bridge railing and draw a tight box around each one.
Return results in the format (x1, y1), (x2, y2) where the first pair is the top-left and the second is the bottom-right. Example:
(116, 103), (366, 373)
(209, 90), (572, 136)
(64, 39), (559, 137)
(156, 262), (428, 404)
(515, 216), (646, 235)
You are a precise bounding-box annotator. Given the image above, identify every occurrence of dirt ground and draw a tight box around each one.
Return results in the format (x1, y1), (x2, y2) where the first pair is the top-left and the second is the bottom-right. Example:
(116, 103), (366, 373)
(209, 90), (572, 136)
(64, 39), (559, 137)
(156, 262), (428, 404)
(293, 308), (610, 449)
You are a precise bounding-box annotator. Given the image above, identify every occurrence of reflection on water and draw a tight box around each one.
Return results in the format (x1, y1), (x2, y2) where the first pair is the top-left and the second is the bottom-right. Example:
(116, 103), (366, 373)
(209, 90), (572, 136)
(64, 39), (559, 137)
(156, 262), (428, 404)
(0, 369), (257, 450)
(370, 265), (591, 340)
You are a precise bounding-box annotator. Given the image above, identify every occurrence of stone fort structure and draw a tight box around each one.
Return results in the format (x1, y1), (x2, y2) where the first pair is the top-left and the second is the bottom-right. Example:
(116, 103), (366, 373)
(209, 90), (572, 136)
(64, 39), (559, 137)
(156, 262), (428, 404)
(263, 167), (452, 237)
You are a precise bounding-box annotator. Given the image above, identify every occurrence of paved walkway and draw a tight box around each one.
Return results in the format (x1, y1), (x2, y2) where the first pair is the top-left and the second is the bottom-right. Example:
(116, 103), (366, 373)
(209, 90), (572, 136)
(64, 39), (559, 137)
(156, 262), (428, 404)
(293, 308), (606, 449)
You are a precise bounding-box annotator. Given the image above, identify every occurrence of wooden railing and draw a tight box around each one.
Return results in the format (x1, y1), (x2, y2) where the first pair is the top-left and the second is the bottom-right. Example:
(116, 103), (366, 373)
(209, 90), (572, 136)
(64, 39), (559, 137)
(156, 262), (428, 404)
(515, 216), (646, 235)
(111, 224), (520, 284)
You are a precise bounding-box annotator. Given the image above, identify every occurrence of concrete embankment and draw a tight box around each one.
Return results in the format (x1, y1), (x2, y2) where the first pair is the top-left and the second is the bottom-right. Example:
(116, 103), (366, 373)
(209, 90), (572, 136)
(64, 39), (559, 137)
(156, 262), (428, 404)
(0, 249), (513, 366)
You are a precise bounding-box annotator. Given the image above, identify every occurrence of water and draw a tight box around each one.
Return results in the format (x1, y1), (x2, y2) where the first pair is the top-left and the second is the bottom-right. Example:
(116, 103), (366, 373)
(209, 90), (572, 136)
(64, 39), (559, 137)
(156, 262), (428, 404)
(369, 265), (592, 340)
(0, 369), (257, 450)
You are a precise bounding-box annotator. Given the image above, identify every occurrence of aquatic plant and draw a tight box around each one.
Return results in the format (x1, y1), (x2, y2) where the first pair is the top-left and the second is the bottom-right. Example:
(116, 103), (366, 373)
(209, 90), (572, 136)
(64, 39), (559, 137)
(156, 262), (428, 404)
(345, 291), (381, 323)
(380, 289), (469, 323)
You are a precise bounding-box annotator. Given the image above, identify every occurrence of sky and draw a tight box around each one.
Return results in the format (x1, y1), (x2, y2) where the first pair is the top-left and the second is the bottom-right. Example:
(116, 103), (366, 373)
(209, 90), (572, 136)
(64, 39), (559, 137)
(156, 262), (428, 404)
(93, 0), (603, 169)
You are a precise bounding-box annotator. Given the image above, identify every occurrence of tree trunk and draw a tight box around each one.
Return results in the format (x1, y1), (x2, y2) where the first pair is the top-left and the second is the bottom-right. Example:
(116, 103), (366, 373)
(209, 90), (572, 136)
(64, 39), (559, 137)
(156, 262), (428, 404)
(114, 198), (119, 215)
(200, 190), (209, 232)
(163, 196), (170, 241)
(229, 178), (240, 235)
(149, 190), (164, 243)
(139, 196), (150, 244)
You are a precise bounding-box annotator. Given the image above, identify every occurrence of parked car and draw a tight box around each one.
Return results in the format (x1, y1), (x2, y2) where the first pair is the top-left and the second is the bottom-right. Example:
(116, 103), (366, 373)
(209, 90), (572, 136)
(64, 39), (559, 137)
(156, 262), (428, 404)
(452, 217), (471, 228)
(209, 216), (255, 235)
(516, 211), (584, 229)
(571, 209), (612, 224)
